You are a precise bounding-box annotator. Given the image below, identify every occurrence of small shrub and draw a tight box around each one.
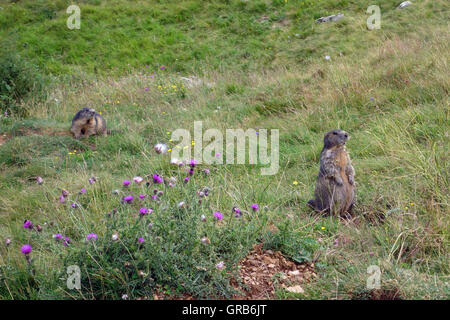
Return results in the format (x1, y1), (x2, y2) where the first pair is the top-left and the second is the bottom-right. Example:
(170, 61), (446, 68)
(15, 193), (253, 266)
(0, 52), (48, 117)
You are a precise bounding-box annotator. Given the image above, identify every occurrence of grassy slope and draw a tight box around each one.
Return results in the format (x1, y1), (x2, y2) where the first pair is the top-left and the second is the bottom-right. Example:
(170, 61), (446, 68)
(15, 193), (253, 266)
(0, 0), (449, 299)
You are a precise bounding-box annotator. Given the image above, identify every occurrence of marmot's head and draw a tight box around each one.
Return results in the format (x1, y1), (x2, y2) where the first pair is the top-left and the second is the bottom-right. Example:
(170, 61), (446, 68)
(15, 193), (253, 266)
(323, 129), (349, 149)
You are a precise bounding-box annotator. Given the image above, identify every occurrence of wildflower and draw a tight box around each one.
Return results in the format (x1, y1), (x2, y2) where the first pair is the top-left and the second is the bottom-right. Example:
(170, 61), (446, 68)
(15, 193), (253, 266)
(251, 204), (259, 212)
(201, 236), (210, 244)
(53, 233), (63, 240)
(154, 143), (168, 154)
(63, 237), (70, 246)
(59, 195), (65, 203)
(145, 87), (149, 91)
(86, 233), (98, 242)
(293, 181), (298, 185)
(133, 176), (144, 184)
(325, 55), (331, 61)
(184, 176), (190, 183)
(160, 66), (165, 70)
(112, 233), (119, 241)
(122, 294), (129, 300)
(139, 194), (146, 199)
(151, 195), (158, 201)
(153, 174), (163, 184)
(177, 201), (186, 209)
(233, 207), (242, 218)
(202, 168), (210, 174)
(5, 238), (11, 246)
(139, 208), (149, 217)
(410, 202), (414, 206)
(138, 237), (145, 244)
(80, 188), (87, 194)
(24, 220), (33, 230)
(213, 211), (223, 221)
(321, 226), (325, 230)
(21, 244), (32, 255)
(61, 189), (69, 197)
(216, 261), (225, 270)
(188, 168), (194, 176)
(189, 159), (198, 168)
(170, 158), (180, 166)
(123, 180), (131, 187)
(89, 177), (97, 185)
(35, 224), (42, 232)
(264, 205), (269, 211)
(201, 214), (206, 222)
(36, 176), (43, 185)
(71, 203), (78, 209)
(215, 153), (221, 157)
(123, 195), (134, 203)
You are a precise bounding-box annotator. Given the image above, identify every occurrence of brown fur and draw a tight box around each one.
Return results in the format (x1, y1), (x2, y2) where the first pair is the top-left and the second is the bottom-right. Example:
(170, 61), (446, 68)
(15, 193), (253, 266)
(308, 130), (355, 216)
(70, 108), (107, 139)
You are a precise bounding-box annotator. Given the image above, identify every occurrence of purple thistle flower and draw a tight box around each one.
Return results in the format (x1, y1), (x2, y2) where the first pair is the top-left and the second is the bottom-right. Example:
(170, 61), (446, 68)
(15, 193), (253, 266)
(63, 237), (70, 246)
(21, 244), (32, 255)
(184, 176), (190, 183)
(160, 66), (165, 70)
(213, 211), (223, 220)
(139, 194), (146, 199)
(86, 233), (98, 242)
(153, 174), (163, 184)
(151, 195), (158, 201)
(138, 237), (145, 244)
(59, 195), (65, 203)
(71, 203), (78, 208)
(36, 176), (43, 185)
(123, 195), (134, 203)
(188, 168), (194, 176)
(23, 220), (33, 230)
(251, 204), (259, 211)
(144, 87), (149, 91)
(139, 208), (148, 217)
(61, 189), (69, 197)
(123, 180), (131, 187)
(202, 168), (210, 174)
(89, 177), (97, 185)
(189, 159), (198, 168)
(80, 188), (87, 194)
(53, 233), (63, 240)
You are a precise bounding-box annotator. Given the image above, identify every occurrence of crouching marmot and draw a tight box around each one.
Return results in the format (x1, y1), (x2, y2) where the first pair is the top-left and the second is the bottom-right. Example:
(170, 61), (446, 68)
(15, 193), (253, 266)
(70, 108), (107, 139)
(308, 129), (355, 216)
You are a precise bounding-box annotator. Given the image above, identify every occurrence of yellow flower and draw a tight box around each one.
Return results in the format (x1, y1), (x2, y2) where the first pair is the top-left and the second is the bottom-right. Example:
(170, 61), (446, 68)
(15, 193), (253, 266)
(293, 181), (298, 185)
(158, 85), (162, 90)
(169, 139), (173, 142)
(167, 131), (171, 135)
(410, 202), (414, 206)
(321, 226), (325, 230)
(168, 149), (172, 152)
(116, 100), (120, 104)
(99, 112), (102, 115)
(405, 207), (409, 210)
(171, 85), (177, 89)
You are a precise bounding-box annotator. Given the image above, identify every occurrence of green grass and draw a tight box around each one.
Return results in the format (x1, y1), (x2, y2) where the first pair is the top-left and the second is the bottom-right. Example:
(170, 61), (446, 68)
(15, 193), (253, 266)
(0, 0), (449, 299)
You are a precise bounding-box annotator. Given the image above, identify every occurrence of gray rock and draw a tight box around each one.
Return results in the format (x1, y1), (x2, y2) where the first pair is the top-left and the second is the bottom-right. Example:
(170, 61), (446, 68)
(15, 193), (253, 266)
(315, 13), (344, 24)
(397, 1), (412, 9)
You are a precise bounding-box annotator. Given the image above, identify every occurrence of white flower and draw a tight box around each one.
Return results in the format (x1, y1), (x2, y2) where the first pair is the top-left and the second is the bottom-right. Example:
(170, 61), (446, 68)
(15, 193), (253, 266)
(122, 294), (128, 300)
(177, 201), (186, 209)
(133, 176), (144, 184)
(112, 233), (119, 241)
(201, 236), (210, 244)
(216, 261), (225, 270)
(325, 55), (331, 61)
(154, 143), (168, 154)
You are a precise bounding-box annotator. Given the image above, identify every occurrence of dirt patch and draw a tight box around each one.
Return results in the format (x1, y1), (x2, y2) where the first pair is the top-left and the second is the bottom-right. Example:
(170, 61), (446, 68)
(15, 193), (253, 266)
(231, 243), (315, 299)
(352, 288), (403, 300)
(0, 133), (9, 146)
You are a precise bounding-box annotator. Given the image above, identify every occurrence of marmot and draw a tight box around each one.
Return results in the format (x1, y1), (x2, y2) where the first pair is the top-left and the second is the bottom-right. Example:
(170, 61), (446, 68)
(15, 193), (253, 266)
(308, 129), (355, 216)
(70, 108), (107, 139)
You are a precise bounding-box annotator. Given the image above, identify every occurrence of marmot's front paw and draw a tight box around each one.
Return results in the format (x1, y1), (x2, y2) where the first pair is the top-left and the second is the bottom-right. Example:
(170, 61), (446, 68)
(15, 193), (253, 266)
(334, 176), (344, 186)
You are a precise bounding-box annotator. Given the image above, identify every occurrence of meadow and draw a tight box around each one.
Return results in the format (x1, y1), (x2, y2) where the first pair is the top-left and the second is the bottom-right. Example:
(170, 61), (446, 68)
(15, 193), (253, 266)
(0, 0), (448, 299)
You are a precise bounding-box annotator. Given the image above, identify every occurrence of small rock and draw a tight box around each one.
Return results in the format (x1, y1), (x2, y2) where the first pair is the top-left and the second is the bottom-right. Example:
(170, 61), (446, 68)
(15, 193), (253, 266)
(315, 13), (344, 24)
(286, 285), (304, 294)
(397, 1), (412, 9)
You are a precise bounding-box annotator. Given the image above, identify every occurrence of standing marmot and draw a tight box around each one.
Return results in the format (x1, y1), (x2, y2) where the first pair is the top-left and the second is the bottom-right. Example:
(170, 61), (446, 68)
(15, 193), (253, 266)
(70, 108), (107, 139)
(308, 129), (355, 216)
